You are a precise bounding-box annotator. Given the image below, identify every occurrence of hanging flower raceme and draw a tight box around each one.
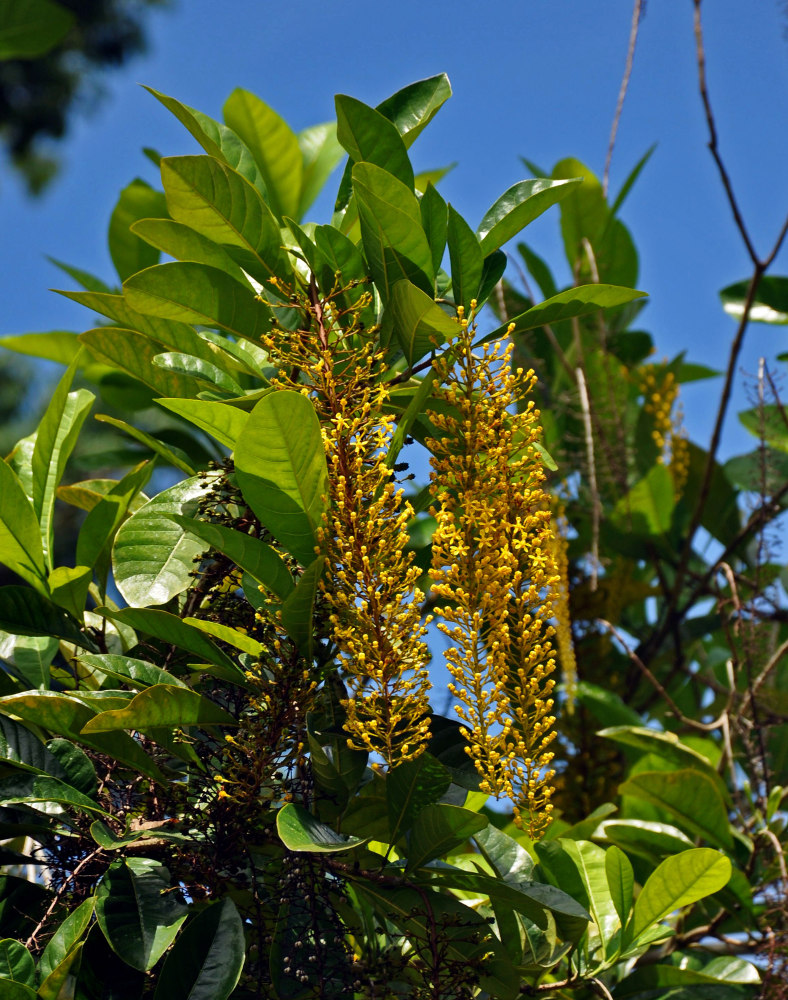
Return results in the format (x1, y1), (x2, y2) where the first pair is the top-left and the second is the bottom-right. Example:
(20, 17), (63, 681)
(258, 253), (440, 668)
(428, 305), (558, 838)
(263, 285), (432, 767)
(640, 362), (690, 497)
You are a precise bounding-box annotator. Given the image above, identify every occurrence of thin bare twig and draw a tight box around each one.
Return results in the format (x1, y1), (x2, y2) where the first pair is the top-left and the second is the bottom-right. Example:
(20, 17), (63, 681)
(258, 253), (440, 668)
(603, 0), (645, 196)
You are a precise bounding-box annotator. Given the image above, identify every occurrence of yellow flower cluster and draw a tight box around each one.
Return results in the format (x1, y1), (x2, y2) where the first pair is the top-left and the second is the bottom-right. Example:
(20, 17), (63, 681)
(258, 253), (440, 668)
(263, 289), (432, 766)
(549, 506), (577, 714)
(428, 307), (558, 838)
(640, 364), (690, 497)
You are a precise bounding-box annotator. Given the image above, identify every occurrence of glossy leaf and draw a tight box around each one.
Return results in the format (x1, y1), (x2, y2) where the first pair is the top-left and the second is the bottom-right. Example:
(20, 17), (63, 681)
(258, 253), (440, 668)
(38, 897), (95, 982)
(160, 155), (284, 280)
(615, 957), (760, 997)
(619, 770), (733, 849)
(0, 331), (82, 366)
(720, 275), (788, 324)
(611, 463), (674, 537)
(0, 938), (34, 985)
(277, 802), (367, 853)
(0, 457), (47, 592)
(81, 327), (203, 398)
(113, 475), (214, 607)
(131, 218), (249, 284)
(31, 358), (94, 570)
(387, 753), (451, 843)
(0, 691), (163, 779)
(78, 653), (187, 690)
(477, 177), (581, 254)
(156, 397), (249, 450)
(447, 205), (483, 311)
(605, 844), (634, 926)
(153, 898), (245, 1000)
(96, 858), (187, 971)
(82, 684), (236, 732)
(474, 822), (535, 880)
(144, 86), (266, 191)
(224, 89), (303, 220)
(0, 0), (74, 58)
(406, 803), (487, 870)
(153, 351), (244, 396)
(376, 73), (452, 148)
(97, 608), (241, 679)
(597, 819), (695, 860)
(108, 179), (167, 282)
(336, 95), (414, 190)
(477, 249), (507, 307)
(420, 182), (448, 277)
(172, 516), (294, 601)
(0, 630), (57, 689)
(297, 121), (344, 220)
(388, 279), (458, 365)
(235, 390), (329, 566)
(95, 414), (196, 474)
(481, 284), (647, 345)
(279, 555), (325, 659)
(47, 565), (91, 620)
(0, 587), (97, 649)
(352, 162), (433, 302)
(0, 773), (108, 816)
(630, 848), (732, 941)
(124, 262), (272, 341)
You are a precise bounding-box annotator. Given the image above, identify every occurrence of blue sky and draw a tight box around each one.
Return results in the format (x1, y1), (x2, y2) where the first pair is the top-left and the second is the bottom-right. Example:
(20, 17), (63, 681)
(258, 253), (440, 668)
(2, 0), (787, 460)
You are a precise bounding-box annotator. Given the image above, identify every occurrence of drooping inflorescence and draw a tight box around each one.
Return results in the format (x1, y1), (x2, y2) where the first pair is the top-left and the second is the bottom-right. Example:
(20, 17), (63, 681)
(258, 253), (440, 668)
(427, 304), (559, 837)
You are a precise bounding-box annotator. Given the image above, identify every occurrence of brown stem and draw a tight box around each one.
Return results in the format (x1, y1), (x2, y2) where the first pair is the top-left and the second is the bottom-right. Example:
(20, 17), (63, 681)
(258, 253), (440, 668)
(603, 0), (645, 196)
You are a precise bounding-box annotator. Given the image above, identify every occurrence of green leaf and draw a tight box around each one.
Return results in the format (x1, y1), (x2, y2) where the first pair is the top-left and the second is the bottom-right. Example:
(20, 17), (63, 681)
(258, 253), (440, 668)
(279, 555), (325, 659)
(614, 957), (760, 997)
(95, 414), (196, 474)
(611, 463), (675, 537)
(336, 95), (414, 191)
(387, 753), (451, 844)
(0, 938), (34, 985)
(599, 726), (728, 800)
(80, 327), (204, 399)
(77, 654), (188, 690)
(385, 369), (439, 469)
(481, 284), (647, 345)
(160, 155), (285, 281)
(420, 183), (448, 277)
(352, 162), (434, 302)
(0, 331), (82, 366)
(477, 249), (507, 307)
(556, 839), (620, 947)
(153, 898), (245, 1000)
(223, 89), (303, 220)
(720, 275), (788, 324)
(574, 681), (645, 728)
(183, 618), (263, 656)
(447, 205), (483, 311)
(172, 516), (293, 601)
(39, 897), (94, 982)
(31, 358), (94, 570)
(0, 0), (74, 59)
(597, 819), (695, 861)
(97, 608), (241, 680)
(108, 179), (167, 282)
(474, 823), (535, 880)
(124, 263), (272, 341)
(619, 770), (733, 848)
(276, 802), (367, 853)
(82, 684), (236, 733)
(477, 178), (581, 254)
(48, 565), (91, 620)
(0, 690), (163, 779)
(112, 475), (215, 607)
(0, 715), (61, 776)
(0, 460), (47, 591)
(406, 803), (487, 870)
(0, 630), (57, 689)
(0, 587), (97, 650)
(0, 773), (108, 816)
(46, 738), (97, 797)
(376, 73), (452, 148)
(131, 218), (249, 284)
(144, 86), (266, 191)
(235, 390), (329, 566)
(297, 122), (344, 220)
(605, 844), (634, 927)
(153, 352), (244, 396)
(156, 397), (249, 450)
(388, 279), (458, 365)
(630, 848), (732, 941)
(96, 858), (187, 971)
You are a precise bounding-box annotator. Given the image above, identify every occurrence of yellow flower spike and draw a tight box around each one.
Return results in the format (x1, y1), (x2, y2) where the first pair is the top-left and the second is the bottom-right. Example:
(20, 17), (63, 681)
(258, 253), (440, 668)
(428, 308), (559, 839)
